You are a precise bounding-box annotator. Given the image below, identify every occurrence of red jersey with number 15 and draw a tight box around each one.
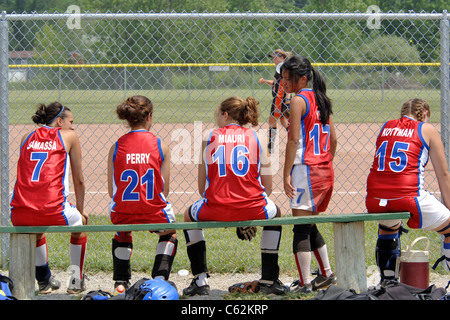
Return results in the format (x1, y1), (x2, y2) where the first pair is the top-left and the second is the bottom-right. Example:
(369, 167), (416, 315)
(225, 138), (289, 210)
(291, 89), (333, 166)
(10, 126), (68, 215)
(366, 116), (429, 198)
(110, 130), (168, 218)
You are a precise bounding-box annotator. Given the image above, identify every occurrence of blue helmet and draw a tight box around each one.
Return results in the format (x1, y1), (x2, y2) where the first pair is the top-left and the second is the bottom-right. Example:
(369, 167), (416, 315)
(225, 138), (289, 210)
(140, 279), (179, 300)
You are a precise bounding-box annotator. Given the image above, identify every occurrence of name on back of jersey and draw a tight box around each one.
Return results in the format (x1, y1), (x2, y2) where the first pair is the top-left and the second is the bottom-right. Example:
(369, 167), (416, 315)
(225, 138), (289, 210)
(381, 127), (414, 138)
(126, 153), (151, 164)
(27, 140), (57, 151)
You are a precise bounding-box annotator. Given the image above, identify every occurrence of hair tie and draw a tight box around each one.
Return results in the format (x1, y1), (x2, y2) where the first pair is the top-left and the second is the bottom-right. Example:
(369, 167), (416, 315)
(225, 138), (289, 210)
(46, 106), (65, 125)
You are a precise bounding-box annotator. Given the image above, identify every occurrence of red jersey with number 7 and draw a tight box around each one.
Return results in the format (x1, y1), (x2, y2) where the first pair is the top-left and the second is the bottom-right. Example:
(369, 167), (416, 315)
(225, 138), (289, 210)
(110, 130), (168, 218)
(10, 126), (68, 214)
(366, 116), (429, 198)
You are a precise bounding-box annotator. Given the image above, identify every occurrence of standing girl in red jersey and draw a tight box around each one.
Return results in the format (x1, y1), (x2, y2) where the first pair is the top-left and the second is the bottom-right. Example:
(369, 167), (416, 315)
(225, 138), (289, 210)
(281, 55), (338, 293)
(182, 96), (287, 296)
(366, 98), (450, 284)
(10, 102), (87, 294)
(108, 95), (177, 293)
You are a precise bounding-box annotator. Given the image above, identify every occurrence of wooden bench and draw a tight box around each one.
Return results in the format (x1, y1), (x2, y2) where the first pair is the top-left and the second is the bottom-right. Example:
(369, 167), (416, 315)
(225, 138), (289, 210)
(0, 212), (409, 299)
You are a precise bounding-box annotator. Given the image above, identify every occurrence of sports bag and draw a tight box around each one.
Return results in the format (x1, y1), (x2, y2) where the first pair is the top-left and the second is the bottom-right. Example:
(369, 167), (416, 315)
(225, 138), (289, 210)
(0, 274), (17, 300)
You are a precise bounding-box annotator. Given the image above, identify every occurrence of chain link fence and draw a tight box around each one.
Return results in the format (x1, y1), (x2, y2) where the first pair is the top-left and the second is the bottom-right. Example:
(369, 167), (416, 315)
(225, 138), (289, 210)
(1, 11), (449, 275)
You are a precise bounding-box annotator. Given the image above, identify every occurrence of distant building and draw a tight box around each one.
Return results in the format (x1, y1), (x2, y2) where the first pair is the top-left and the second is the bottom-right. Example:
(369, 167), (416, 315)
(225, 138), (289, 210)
(8, 51), (36, 82)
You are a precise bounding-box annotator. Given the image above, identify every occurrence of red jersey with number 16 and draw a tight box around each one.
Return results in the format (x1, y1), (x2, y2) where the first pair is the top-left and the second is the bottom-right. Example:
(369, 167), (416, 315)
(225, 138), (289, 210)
(203, 124), (268, 211)
(110, 130), (168, 219)
(10, 126), (68, 215)
(366, 116), (429, 198)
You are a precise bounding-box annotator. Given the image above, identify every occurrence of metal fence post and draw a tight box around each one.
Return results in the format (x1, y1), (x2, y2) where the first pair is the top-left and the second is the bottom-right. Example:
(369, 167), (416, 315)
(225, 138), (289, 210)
(0, 11), (10, 268)
(441, 10), (450, 163)
(440, 10), (450, 271)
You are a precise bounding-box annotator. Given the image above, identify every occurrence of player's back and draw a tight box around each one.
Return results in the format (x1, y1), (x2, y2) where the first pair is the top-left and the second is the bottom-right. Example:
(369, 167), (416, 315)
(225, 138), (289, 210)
(11, 126), (68, 213)
(367, 116), (429, 198)
(293, 89), (333, 166)
(203, 124), (267, 209)
(110, 130), (167, 214)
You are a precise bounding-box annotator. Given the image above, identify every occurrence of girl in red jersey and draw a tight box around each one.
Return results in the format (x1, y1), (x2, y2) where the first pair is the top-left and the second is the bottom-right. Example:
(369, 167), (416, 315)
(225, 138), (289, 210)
(182, 96), (287, 296)
(107, 95), (177, 293)
(281, 55), (338, 294)
(366, 98), (450, 283)
(10, 102), (87, 294)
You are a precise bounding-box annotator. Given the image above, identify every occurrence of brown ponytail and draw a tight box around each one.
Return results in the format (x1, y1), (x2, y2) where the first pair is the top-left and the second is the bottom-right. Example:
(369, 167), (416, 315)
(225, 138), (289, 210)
(400, 98), (430, 122)
(217, 96), (260, 127)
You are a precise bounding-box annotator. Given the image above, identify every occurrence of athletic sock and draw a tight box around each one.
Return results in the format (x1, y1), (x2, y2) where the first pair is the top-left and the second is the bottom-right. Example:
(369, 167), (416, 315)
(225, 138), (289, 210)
(313, 245), (332, 277)
(294, 251), (311, 286)
(35, 236), (50, 282)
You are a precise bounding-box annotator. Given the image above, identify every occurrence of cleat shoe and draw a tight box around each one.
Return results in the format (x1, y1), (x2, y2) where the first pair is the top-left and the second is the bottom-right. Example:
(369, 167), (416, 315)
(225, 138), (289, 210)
(67, 274), (88, 294)
(182, 277), (210, 296)
(290, 280), (313, 294)
(38, 275), (61, 294)
(259, 279), (288, 295)
(311, 273), (337, 291)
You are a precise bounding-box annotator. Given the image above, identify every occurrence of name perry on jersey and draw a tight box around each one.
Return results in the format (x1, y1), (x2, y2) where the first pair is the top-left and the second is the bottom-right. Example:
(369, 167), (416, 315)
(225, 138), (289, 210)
(126, 153), (151, 164)
(381, 127), (414, 138)
(27, 140), (57, 151)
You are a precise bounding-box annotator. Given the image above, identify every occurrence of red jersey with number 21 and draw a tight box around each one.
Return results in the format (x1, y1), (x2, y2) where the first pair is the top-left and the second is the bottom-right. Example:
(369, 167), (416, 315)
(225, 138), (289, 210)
(110, 130), (168, 220)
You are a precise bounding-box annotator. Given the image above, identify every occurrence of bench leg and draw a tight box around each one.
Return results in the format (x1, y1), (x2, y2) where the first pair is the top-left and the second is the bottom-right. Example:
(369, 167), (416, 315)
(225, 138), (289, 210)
(9, 233), (36, 300)
(333, 221), (367, 293)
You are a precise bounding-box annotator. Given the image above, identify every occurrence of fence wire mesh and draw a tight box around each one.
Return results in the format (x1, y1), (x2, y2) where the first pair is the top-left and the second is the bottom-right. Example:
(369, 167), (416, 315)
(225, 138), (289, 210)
(1, 11), (449, 275)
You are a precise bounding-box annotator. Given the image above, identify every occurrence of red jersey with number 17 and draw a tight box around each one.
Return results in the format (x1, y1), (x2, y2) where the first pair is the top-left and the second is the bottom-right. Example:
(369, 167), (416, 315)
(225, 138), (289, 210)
(203, 124), (267, 210)
(110, 130), (168, 218)
(10, 126), (68, 215)
(366, 116), (429, 198)
(291, 89), (333, 166)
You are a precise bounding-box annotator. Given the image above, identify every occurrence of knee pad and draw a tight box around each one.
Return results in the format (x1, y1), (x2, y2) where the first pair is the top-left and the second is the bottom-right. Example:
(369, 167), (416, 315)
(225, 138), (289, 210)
(293, 224), (312, 254)
(376, 232), (400, 281)
(310, 224), (326, 251)
(152, 235), (178, 279)
(261, 225), (282, 252)
(112, 238), (133, 281)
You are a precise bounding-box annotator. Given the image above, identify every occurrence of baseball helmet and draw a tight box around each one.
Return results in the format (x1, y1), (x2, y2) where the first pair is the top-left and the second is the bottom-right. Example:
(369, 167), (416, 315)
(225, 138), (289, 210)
(140, 279), (179, 300)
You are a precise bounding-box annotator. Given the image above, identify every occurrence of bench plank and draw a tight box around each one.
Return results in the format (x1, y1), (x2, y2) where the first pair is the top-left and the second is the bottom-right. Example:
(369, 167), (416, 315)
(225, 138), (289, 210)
(0, 212), (409, 234)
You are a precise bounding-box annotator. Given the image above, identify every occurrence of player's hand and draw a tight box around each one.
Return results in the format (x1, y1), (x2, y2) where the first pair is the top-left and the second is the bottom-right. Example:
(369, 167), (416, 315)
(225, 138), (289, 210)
(258, 78), (265, 84)
(236, 226), (257, 241)
(284, 176), (295, 199)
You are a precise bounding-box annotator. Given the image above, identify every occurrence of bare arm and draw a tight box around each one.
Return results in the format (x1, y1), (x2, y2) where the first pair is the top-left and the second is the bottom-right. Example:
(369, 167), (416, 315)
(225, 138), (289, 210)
(107, 143), (115, 198)
(198, 140), (208, 196)
(258, 132), (273, 196)
(160, 140), (171, 198)
(283, 95), (306, 199)
(62, 130), (87, 222)
(329, 117), (338, 159)
(423, 123), (450, 208)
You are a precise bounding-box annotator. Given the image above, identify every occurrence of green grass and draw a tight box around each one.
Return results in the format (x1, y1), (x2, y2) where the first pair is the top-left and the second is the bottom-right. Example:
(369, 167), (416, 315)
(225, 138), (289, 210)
(7, 88), (443, 125)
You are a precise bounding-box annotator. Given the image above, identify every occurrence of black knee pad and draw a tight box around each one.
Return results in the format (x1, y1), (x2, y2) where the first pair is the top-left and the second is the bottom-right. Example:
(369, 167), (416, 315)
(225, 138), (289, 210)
(310, 224), (326, 251)
(376, 233), (400, 281)
(293, 224), (312, 254)
(112, 238), (133, 281)
(152, 235), (178, 279)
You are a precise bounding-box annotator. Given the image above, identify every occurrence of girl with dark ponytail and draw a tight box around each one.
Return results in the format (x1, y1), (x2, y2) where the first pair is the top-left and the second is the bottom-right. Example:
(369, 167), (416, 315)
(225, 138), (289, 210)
(281, 55), (338, 293)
